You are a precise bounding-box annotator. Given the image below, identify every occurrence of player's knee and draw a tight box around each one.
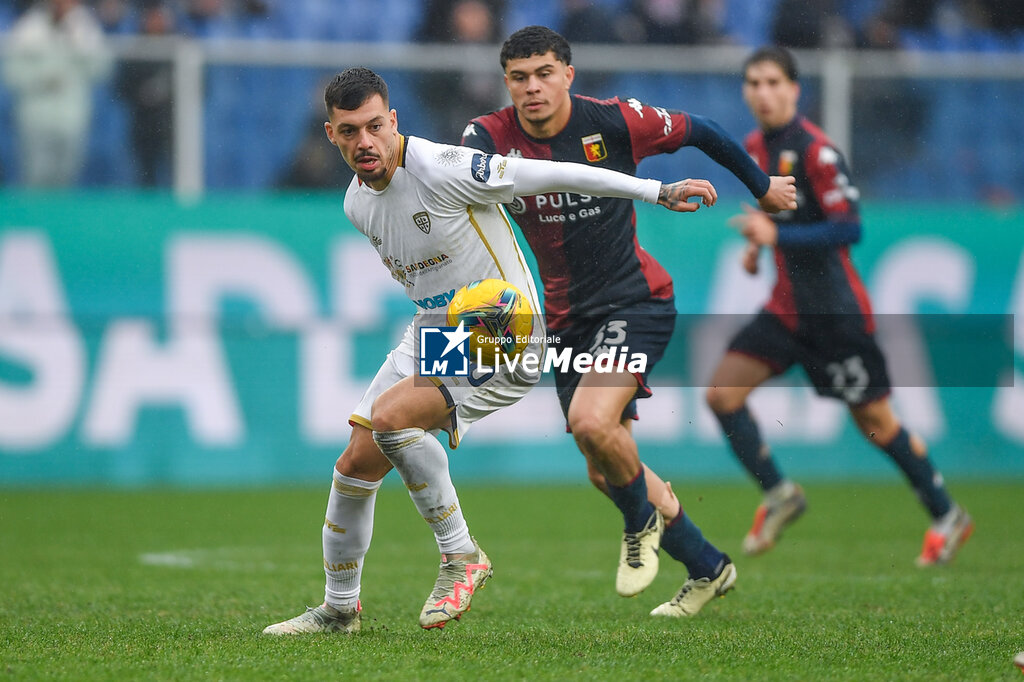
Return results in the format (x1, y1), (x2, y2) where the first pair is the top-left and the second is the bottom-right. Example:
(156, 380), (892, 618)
(369, 395), (404, 433)
(706, 384), (742, 414)
(336, 433), (391, 481)
(569, 412), (614, 452)
(335, 453), (378, 481)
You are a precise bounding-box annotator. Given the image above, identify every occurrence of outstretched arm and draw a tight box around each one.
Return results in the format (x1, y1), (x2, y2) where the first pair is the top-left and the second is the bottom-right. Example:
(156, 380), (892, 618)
(686, 115), (796, 213)
(511, 156), (715, 211)
(511, 157), (662, 203)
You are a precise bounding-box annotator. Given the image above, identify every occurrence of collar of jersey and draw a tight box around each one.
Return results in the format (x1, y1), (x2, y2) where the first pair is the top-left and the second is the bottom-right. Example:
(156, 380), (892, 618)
(763, 115), (802, 142)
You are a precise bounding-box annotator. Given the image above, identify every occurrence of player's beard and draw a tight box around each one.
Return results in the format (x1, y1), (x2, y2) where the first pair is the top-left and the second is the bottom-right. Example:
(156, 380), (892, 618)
(519, 104), (550, 127)
(353, 152), (386, 184)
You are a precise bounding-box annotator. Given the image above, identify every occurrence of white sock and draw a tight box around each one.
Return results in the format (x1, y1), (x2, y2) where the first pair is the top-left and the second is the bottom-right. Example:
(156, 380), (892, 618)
(373, 427), (475, 555)
(322, 468), (381, 610)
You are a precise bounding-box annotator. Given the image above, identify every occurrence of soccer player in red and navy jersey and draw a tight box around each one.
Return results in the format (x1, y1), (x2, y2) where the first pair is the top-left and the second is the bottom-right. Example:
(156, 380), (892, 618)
(463, 25), (797, 617)
(706, 45), (973, 566)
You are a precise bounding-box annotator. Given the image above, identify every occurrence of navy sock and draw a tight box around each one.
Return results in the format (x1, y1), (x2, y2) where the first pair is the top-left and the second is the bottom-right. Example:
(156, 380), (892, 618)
(661, 507), (726, 579)
(606, 469), (656, 533)
(715, 405), (782, 491)
(881, 427), (952, 519)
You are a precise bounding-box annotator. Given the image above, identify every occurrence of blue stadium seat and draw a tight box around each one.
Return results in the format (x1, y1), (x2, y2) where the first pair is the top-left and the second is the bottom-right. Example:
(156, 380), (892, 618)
(724, 0), (780, 46)
(0, 85), (15, 184)
(0, 6), (14, 32)
(505, 0), (562, 33)
(840, 0), (885, 33)
(83, 84), (133, 187)
(898, 28), (941, 51)
(313, 0), (421, 42)
(974, 81), (1019, 198)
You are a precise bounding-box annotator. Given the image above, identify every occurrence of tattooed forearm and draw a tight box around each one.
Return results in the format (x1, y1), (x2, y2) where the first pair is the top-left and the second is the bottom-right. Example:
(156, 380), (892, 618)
(656, 178), (717, 212)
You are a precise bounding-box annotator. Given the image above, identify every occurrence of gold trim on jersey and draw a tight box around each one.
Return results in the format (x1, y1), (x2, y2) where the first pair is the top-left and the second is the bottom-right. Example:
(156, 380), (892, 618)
(446, 414), (461, 450)
(496, 204), (542, 312)
(349, 414), (372, 431)
(467, 205), (506, 280)
(398, 134), (408, 167)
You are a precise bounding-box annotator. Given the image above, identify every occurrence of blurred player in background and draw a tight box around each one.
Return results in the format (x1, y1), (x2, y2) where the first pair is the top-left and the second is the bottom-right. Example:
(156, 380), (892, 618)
(263, 67), (718, 635)
(463, 25), (796, 617)
(706, 45), (973, 566)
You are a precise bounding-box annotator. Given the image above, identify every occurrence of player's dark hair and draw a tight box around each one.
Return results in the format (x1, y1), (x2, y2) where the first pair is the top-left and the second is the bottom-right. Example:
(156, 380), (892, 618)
(743, 45), (799, 82)
(500, 25), (572, 69)
(324, 67), (389, 113)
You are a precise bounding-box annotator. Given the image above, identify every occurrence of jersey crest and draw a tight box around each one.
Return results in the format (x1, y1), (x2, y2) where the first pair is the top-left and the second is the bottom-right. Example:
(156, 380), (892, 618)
(582, 133), (608, 162)
(413, 211), (431, 234)
(779, 149), (797, 175)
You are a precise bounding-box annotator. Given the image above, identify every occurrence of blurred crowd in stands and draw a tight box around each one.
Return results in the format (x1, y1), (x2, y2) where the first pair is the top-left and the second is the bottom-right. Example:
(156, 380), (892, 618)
(4, 0), (1023, 49)
(0, 0), (1022, 199)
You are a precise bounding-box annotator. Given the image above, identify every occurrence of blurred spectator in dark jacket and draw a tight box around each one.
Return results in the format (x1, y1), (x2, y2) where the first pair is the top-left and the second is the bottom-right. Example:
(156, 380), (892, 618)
(558, 0), (625, 95)
(95, 0), (131, 33)
(180, 0), (230, 38)
(276, 113), (355, 191)
(862, 0), (940, 48)
(618, 0), (726, 45)
(966, 0), (1024, 33)
(416, 0), (508, 143)
(859, 0), (1004, 48)
(418, 0), (503, 43)
(771, 0), (853, 48)
(560, 0), (624, 43)
(116, 2), (176, 186)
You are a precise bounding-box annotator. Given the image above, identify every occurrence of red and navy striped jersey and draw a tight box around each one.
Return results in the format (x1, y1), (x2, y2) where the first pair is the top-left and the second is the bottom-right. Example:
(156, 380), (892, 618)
(463, 94), (701, 331)
(746, 115), (874, 330)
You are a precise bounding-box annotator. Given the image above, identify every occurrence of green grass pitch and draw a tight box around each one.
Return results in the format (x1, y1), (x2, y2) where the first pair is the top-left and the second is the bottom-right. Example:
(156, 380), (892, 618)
(1, 480), (1021, 681)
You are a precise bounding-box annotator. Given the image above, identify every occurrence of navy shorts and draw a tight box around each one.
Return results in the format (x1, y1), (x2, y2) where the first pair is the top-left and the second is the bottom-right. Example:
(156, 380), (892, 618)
(551, 297), (676, 420)
(727, 309), (892, 406)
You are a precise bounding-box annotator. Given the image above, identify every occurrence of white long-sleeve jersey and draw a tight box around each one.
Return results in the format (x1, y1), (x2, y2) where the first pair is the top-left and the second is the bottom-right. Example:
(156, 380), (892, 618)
(343, 135), (661, 318)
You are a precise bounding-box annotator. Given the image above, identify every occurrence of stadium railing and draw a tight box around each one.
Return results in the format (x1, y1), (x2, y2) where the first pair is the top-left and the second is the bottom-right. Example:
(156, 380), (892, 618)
(1, 37), (1023, 200)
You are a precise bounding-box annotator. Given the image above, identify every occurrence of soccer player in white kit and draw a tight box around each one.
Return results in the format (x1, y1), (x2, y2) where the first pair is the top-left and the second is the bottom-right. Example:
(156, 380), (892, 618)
(262, 67), (719, 634)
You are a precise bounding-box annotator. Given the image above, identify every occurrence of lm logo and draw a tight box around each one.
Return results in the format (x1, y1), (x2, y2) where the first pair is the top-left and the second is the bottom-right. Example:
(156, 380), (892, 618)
(419, 322), (472, 376)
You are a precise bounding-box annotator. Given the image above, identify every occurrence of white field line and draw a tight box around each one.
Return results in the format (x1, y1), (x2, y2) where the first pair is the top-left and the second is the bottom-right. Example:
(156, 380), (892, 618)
(138, 547), (280, 571)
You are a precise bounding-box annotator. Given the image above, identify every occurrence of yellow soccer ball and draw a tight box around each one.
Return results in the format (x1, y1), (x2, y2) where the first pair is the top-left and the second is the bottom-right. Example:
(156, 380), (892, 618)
(446, 278), (534, 364)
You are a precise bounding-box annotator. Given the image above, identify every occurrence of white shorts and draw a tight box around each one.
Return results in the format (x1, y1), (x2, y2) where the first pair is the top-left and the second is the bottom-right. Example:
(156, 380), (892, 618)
(350, 322), (542, 448)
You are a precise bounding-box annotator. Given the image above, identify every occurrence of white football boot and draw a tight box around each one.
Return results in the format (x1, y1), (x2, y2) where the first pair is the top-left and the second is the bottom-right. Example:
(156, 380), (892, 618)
(616, 509), (664, 597)
(262, 602), (361, 635)
(650, 558), (737, 618)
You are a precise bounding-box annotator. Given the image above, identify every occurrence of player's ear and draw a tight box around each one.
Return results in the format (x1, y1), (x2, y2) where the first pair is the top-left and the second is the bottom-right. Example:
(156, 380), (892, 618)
(564, 64), (575, 90)
(324, 121), (335, 144)
(390, 108), (398, 131)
